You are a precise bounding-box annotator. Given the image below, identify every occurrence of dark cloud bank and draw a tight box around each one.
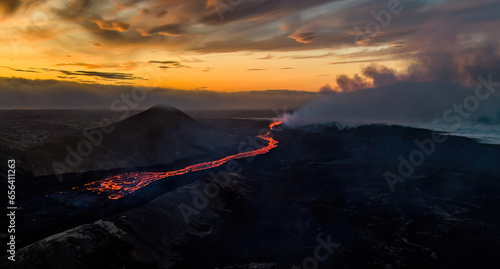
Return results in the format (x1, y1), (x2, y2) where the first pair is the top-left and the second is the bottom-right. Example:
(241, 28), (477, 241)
(0, 77), (318, 110)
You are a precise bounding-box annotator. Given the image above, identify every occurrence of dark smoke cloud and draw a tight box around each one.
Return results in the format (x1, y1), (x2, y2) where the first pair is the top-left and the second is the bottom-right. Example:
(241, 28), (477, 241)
(362, 64), (400, 87)
(302, 37), (500, 130)
(334, 73), (371, 92)
(319, 84), (334, 92)
(330, 39), (500, 92)
(330, 63), (409, 92)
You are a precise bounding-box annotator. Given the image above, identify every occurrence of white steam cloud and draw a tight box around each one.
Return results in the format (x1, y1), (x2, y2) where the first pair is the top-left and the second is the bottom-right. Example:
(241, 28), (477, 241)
(281, 79), (500, 144)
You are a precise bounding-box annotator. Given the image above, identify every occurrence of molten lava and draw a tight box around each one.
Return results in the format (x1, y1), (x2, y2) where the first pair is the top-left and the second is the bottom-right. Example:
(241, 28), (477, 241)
(85, 121), (281, 199)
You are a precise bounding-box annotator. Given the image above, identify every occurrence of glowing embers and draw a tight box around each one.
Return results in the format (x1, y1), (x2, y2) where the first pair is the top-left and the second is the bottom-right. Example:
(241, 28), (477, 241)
(85, 121), (281, 200)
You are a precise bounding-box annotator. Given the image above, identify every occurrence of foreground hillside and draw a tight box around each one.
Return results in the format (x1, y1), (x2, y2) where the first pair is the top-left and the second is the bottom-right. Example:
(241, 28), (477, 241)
(3, 123), (500, 268)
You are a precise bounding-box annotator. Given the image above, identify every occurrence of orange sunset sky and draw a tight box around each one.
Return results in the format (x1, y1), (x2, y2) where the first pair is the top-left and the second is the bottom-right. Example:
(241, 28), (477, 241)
(0, 0), (498, 93)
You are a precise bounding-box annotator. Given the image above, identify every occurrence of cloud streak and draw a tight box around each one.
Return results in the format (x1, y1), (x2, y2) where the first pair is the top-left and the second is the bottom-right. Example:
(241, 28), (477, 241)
(148, 61), (190, 69)
(288, 31), (318, 44)
(90, 19), (131, 32)
(138, 23), (184, 36)
(0, 66), (40, 73)
(58, 70), (144, 80)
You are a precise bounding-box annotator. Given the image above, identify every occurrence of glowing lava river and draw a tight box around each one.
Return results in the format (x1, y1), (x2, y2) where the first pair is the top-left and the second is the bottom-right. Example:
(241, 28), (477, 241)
(85, 121), (281, 200)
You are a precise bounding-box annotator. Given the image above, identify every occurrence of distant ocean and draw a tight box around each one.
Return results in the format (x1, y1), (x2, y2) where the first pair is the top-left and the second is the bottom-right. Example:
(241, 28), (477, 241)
(280, 115), (500, 145)
(411, 122), (500, 145)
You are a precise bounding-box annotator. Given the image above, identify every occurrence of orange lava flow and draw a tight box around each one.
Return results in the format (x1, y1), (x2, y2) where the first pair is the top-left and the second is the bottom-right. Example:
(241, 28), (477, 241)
(85, 121), (281, 200)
